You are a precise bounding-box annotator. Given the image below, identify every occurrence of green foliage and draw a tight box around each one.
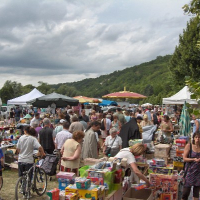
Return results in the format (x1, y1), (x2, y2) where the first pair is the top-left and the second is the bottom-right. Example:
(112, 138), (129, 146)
(62, 55), (175, 105)
(185, 77), (200, 115)
(56, 84), (79, 97)
(169, 17), (200, 86)
(37, 81), (52, 94)
(0, 81), (23, 103)
(183, 0), (200, 16)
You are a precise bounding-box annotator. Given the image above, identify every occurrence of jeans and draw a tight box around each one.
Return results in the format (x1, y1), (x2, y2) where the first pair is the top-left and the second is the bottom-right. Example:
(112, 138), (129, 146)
(18, 162), (33, 180)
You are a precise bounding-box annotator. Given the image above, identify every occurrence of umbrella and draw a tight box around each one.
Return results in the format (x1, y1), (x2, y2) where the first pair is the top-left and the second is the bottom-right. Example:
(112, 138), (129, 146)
(179, 101), (191, 136)
(27, 92), (79, 108)
(73, 96), (101, 103)
(24, 114), (32, 119)
(102, 87), (146, 99)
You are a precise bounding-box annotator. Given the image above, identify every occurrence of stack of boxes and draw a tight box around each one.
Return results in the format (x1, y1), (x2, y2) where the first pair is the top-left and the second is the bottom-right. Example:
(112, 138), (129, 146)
(173, 138), (187, 169)
(154, 144), (171, 165)
(56, 172), (76, 191)
(65, 183), (105, 200)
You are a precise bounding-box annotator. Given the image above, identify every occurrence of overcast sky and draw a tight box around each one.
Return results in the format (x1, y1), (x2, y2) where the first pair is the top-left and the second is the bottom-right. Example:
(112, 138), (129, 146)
(0, 0), (191, 88)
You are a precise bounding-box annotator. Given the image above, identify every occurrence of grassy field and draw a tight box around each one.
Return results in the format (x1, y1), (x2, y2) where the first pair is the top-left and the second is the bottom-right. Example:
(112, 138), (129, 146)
(1, 169), (58, 200)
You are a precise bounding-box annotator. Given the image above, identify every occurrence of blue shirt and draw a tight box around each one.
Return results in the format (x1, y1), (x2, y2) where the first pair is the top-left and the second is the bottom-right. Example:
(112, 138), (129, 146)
(0, 149), (4, 170)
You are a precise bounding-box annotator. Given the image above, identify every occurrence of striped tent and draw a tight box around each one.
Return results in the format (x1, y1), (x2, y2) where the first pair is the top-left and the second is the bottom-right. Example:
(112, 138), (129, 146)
(179, 102), (191, 136)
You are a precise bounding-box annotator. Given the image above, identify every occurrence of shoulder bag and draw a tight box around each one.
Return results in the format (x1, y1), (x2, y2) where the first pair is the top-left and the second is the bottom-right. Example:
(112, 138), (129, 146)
(105, 136), (117, 156)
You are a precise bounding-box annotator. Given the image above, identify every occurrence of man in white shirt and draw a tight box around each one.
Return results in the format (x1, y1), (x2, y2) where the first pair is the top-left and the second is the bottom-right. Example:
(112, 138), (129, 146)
(55, 122), (72, 150)
(30, 113), (40, 127)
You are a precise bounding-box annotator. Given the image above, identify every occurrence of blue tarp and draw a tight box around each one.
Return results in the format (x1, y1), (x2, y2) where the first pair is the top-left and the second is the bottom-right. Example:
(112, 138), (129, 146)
(99, 100), (118, 106)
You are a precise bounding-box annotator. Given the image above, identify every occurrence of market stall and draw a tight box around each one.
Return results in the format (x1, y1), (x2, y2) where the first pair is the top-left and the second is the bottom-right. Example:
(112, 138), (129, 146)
(45, 132), (189, 200)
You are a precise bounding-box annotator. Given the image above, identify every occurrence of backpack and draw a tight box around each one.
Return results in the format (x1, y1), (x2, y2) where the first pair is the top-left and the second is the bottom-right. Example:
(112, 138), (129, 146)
(40, 154), (59, 176)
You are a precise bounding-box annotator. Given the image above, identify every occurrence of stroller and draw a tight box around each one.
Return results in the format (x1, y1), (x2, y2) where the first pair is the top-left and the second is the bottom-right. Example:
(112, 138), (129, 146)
(40, 150), (59, 180)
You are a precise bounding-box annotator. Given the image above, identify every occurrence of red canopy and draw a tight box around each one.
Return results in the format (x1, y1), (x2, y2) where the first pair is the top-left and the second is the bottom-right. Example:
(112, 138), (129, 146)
(102, 91), (146, 99)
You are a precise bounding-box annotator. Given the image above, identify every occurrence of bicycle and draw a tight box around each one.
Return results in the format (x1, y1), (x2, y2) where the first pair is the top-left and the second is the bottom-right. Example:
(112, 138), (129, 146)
(15, 155), (47, 200)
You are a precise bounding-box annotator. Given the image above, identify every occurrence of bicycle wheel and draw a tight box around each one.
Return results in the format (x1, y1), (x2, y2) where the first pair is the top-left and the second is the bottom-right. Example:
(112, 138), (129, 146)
(34, 167), (47, 196)
(0, 177), (3, 190)
(15, 176), (27, 200)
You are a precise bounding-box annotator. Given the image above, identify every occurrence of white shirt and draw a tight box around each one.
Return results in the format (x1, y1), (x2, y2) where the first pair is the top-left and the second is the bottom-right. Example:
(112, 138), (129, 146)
(105, 135), (122, 149)
(30, 117), (40, 127)
(17, 135), (41, 164)
(55, 129), (72, 150)
(115, 148), (136, 165)
(105, 118), (111, 130)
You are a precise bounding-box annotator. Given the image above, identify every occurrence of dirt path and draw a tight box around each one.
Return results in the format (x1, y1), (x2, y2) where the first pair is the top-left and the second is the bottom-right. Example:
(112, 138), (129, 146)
(1, 169), (58, 200)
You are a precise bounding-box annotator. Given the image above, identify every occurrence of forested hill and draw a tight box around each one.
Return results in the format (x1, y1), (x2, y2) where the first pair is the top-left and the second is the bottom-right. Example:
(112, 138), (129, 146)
(51, 55), (176, 104)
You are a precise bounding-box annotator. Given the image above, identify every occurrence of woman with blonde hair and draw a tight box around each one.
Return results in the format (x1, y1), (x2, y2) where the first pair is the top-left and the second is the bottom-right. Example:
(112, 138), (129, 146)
(90, 110), (98, 122)
(115, 143), (150, 187)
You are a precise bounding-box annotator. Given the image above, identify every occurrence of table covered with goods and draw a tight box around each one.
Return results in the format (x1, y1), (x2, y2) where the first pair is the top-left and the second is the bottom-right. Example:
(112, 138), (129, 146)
(0, 122), (21, 165)
(46, 134), (189, 200)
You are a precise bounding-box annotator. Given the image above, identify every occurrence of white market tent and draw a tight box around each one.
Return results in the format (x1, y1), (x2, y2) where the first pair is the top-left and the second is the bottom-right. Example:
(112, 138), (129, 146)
(7, 88), (44, 105)
(162, 86), (198, 105)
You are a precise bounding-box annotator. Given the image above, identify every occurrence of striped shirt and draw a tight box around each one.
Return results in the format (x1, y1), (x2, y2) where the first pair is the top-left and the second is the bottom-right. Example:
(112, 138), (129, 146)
(55, 129), (72, 150)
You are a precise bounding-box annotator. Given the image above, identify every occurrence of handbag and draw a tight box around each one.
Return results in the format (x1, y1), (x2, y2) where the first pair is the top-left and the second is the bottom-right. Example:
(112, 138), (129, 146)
(100, 119), (105, 130)
(105, 136), (117, 156)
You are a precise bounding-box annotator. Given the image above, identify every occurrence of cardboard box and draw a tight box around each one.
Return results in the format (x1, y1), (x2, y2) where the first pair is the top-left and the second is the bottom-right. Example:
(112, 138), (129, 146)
(154, 144), (171, 157)
(56, 172), (76, 180)
(149, 174), (179, 200)
(154, 156), (168, 165)
(65, 184), (105, 200)
(46, 188), (60, 200)
(148, 166), (173, 175)
(87, 177), (104, 185)
(123, 188), (153, 200)
(75, 177), (91, 189)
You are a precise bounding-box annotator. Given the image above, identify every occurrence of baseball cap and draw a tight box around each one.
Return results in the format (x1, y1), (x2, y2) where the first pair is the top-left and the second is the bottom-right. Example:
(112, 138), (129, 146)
(60, 119), (66, 123)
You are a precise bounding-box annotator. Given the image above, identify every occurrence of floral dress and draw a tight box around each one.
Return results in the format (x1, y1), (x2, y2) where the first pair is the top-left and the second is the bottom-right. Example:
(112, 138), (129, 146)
(185, 151), (200, 187)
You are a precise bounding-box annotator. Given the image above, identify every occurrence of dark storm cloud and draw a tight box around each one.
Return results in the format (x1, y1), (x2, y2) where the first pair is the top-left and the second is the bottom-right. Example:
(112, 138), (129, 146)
(0, 0), (191, 87)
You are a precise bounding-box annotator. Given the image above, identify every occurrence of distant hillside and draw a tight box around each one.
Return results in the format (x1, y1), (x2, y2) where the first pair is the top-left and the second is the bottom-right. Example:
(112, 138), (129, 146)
(52, 55), (174, 104)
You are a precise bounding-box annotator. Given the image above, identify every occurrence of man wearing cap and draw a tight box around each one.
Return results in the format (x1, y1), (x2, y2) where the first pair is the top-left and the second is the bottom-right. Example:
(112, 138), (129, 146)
(69, 116), (84, 133)
(53, 119), (65, 138)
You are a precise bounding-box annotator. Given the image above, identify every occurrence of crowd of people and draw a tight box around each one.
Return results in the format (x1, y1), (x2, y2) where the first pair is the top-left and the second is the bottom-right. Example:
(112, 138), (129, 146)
(12, 104), (184, 186)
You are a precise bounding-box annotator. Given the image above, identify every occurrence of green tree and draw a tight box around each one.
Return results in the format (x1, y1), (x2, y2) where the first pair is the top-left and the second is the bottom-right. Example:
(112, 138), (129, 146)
(169, 17), (200, 86)
(144, 84), (154, 96)
(56, 84), (79, 97)
(37, 82), (51, 94)
(0, 80), (23, 103)
(22, 84), (35, 94)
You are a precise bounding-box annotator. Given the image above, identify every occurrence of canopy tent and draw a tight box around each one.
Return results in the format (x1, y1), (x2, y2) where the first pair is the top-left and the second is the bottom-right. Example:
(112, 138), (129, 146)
(99, 100), (118, 106)
(73, 96), (101, 103)
(7, 88), (44, 105)
(162, 86), (198, 105)
(102, 89), (146, 99)
(27, 92), (79, 108)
